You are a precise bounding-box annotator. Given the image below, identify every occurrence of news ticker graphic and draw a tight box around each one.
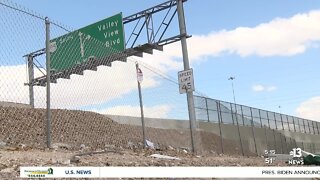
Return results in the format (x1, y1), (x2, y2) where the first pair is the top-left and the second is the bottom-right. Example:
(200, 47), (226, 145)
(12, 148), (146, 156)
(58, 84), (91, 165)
(20, 167), (320, 178)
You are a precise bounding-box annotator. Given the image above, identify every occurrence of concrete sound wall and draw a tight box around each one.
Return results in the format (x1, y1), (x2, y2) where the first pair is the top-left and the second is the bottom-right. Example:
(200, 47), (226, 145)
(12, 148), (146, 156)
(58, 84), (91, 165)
(106, 115), (320, 155)
(0, 101), (31, 108)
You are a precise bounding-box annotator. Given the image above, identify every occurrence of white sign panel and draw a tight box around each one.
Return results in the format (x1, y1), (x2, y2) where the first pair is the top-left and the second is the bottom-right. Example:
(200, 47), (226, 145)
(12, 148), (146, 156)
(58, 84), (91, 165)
(137, 67), (143, 83)
(178, 69), (194, 94)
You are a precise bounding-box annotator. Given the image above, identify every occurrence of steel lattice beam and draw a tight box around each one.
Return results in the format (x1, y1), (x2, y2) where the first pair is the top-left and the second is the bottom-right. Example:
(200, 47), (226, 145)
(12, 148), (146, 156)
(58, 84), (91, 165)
(26, 0), (189, 86)
(123, 0), (186, 24)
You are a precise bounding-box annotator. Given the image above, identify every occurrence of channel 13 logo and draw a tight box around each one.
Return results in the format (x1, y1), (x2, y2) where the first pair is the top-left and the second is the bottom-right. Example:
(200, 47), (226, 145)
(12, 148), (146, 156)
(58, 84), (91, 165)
(289, 148), (304, 165)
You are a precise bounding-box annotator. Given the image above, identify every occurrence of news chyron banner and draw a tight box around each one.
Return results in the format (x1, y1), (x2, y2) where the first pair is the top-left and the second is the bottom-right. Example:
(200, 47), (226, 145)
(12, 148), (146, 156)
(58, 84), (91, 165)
(20, 167), (320, 178)
(20, 167), (99, 178)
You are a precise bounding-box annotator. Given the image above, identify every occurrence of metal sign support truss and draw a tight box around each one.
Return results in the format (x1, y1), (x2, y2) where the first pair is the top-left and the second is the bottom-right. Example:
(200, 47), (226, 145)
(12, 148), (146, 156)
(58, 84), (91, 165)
(24, 0), (189, 88)
(23, 0), (196, 153)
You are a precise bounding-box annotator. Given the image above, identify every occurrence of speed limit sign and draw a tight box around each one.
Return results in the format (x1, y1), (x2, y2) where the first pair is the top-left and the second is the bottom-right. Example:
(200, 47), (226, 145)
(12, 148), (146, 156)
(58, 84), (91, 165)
(178, 69), (195, 94)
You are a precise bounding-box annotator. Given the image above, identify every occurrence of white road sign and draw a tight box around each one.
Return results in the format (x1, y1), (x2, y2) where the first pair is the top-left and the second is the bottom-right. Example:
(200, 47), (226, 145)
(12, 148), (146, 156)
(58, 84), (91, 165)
(137, 67), (143, 83)
(178, 69), (195, 94)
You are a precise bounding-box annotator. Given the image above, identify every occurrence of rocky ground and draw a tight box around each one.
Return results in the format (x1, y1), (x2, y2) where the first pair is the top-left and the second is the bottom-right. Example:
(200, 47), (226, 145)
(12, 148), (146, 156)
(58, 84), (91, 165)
(0, 106), (243, 154)
(0, 106), (293, 179)
(0, 144), (286, 179)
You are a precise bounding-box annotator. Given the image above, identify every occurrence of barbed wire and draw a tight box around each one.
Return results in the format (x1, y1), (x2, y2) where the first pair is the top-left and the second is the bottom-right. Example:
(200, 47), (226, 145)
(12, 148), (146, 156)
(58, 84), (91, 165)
(0, 0), (72, 33)
(0, 0), (44, 20)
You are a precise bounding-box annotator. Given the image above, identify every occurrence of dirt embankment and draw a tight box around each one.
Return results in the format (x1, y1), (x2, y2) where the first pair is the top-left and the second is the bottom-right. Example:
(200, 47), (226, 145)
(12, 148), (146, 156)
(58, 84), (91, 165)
(0, 106), (288, 179)
(0, 106), (241, 154)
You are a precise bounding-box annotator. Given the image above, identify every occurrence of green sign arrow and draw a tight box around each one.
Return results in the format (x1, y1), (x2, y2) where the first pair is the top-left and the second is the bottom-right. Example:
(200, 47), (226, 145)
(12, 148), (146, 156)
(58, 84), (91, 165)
(50, 13), (125, 72)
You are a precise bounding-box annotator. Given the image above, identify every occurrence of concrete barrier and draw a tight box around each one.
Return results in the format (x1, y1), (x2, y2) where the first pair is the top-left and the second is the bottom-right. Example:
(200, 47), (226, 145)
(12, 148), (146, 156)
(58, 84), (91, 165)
(106, 114), (320, 156)
(0, 101), (31, 108)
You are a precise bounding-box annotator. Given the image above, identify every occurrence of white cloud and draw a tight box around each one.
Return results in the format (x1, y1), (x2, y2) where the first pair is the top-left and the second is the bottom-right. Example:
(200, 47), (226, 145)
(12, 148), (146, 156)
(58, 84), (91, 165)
(2, 9), (320, 113)
(164, 10), (320, 62)
(296, 96), (320, 121)
(0, 61), (161, 108)
(252, 84), (277, 92)
(252, 85), (265, 92)
(93, 104), (172, 118)
(266, 86), (277, 91)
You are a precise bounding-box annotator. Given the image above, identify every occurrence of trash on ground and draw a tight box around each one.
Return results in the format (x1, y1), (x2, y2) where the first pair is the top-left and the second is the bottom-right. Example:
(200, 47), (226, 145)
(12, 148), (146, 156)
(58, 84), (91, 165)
(150, 154), (180, 160)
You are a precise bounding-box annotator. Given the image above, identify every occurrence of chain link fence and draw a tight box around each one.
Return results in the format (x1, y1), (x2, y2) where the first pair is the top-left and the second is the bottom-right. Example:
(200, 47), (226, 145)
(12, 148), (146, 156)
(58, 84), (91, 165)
(1, 0), (320, 157)
(0, 0), (196, 153)
(194, 95), (320, 155)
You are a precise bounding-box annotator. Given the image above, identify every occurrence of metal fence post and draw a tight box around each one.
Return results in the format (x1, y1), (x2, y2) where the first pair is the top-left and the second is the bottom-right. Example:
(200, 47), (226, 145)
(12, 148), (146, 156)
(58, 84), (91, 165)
(312, 143), (315, 153)
(27, 55), (34, 108)
(274, 113), (283, 154)
(45, 17), (51, 148)
(292, 117), (296, 132)
(266, 112), (277, 151)
(249, 107), (258, 155)
(231, 104), (244, 156)
(259, 109), (268, 151)
(307, 120), (312, 134)
(280, 113), (284, 131)
(217, 101), (224, 154)
(294, 138), (298, 149)
(285, 116), (290, 132)
(136, 63), (146, 148)
(205, 98), (210, 122)
(281, 115), (289, 153)
(312, 121), (316, 135)
(290, 138), (294, 151)
(284, 136), (289, 154)
(302, 119), (306, 133)
(177, 0), (197, 153)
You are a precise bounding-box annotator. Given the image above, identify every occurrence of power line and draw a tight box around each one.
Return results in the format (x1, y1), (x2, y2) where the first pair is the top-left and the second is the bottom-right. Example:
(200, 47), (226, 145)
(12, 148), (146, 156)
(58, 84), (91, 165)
(128, 57), (209, 97)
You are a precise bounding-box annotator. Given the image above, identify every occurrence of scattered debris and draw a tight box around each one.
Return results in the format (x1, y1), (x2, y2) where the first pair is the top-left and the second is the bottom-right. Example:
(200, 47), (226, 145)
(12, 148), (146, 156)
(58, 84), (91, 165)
(127, 141), (136, 149)
(145, 140), (155, 149)
(0, 140), (6, 148)
(52, 143), (71, 150)
(105, 144), (116, 150)
(168, 146), (175, 150)
(18, 144), (26, 150)
(80, 144), (86, 150)
(150, 154), (181, 160)
(70, 156), (81, 163)
(179, 147), (190, 153)
(61, 159), (70, 165)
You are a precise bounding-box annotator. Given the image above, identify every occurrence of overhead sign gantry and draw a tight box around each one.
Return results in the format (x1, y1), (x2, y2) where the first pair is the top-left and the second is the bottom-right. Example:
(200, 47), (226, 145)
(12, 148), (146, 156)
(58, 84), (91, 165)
(24, 0), (189, 87)
(24, 0), (197, 152)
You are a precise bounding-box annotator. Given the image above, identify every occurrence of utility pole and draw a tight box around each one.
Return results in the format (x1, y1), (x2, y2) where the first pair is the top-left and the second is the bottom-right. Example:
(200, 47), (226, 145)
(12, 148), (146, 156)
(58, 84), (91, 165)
(228, 76), (244, 156)
(228, 77), (236, 105)
(278, 106), (282, 114)
(177, 0), (197, 153)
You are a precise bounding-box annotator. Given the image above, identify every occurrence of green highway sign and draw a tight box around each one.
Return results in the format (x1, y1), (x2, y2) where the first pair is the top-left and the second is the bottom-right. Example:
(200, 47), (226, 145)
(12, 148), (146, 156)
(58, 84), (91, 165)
(50, 13), (125, 72)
